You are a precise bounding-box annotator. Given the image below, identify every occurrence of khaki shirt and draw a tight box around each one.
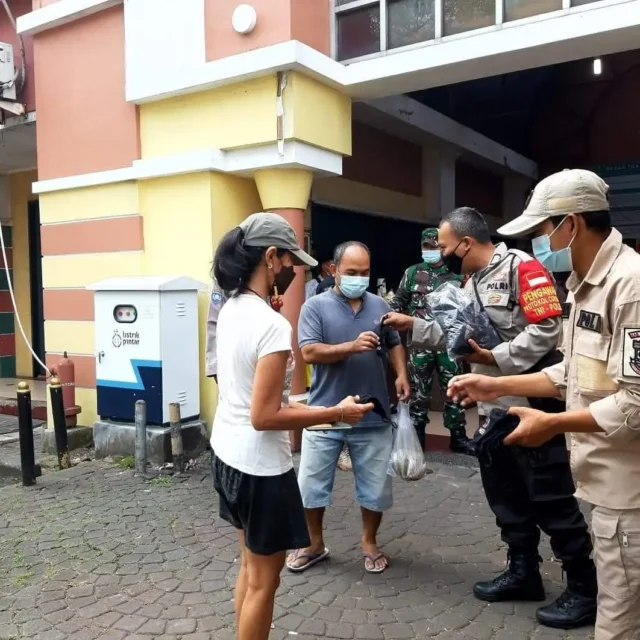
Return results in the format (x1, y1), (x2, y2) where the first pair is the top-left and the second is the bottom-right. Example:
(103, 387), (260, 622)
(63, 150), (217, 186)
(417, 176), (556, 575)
(411, 244), (562, 415)
(205, 282), (226, 377)
(543, 228), (640, 509)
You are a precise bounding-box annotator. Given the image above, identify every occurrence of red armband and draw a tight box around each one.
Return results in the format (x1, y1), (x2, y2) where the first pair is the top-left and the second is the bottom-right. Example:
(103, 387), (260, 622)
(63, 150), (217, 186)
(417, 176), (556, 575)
(517, 260), (562, 323)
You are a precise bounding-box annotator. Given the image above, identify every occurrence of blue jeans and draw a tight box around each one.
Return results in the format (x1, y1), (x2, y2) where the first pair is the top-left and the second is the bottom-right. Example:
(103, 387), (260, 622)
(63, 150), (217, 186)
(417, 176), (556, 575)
(298, 425), (393, 513)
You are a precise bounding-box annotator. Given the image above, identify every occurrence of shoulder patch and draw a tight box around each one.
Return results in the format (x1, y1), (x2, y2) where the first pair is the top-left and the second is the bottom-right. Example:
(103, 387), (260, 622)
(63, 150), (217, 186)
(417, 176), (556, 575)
(517, 260), (562, 323)
(211, 290), (224, 306)
(622, 328), (640, 378)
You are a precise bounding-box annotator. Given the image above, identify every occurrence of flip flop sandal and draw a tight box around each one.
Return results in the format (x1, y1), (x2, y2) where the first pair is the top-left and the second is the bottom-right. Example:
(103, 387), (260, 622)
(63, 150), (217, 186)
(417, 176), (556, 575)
(286, 547), (330, 573)
(363, 552), (388, 574)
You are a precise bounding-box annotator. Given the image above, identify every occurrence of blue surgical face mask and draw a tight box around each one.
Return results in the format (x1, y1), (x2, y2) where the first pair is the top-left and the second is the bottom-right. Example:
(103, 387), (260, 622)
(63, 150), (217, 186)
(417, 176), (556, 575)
(422, 250), (441, 264)
(338, 274), (369, 299)
(531, 217), (577, 273)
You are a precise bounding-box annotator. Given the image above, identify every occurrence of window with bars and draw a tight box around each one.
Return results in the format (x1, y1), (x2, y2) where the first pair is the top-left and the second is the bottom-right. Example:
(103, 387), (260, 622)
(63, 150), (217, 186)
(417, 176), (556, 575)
(334, 0), (604, 61)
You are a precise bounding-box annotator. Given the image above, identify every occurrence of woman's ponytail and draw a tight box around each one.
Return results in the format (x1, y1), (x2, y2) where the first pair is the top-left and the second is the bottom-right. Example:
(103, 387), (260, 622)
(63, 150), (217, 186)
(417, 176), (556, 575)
(213, 227), (264, 297)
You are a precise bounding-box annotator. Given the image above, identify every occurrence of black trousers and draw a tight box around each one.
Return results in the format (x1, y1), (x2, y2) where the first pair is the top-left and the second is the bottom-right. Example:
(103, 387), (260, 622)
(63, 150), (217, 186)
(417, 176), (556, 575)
(478, 416), (592, 565)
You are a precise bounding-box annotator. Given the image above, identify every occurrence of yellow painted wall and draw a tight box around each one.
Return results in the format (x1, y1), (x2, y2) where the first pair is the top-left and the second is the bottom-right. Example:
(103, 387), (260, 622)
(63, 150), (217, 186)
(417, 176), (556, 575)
(46, 386), (98, 434)
(37, 171), (261, 431)
(284, 73), (352, 156)
(76, 388), (98, 427)
(140, 76), (278, 158)
(10, 170), (38, 377)
(44, 320), (94, 354)
(38, 184), (141, 429)
(139, 172), (261, 428)
(39, 182), (139, 224)
(210, 173), (263, 241)
(139, 72), (352, 159)
(42, 253), (145, 289)
(140, 173), (214, 280)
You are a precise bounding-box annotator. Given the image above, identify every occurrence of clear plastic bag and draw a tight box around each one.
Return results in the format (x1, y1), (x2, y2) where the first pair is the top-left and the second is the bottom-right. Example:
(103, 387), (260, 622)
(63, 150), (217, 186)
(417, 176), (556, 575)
(388, 402), (427, 481)
(426, 281), (501, 362)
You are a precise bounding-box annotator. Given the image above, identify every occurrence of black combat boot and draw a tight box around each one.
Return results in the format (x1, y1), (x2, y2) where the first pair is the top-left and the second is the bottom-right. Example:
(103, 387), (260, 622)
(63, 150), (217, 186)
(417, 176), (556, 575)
(536, 559), (597, 629)
(449, 427), (476, 456)
(474, 553), (546, 602)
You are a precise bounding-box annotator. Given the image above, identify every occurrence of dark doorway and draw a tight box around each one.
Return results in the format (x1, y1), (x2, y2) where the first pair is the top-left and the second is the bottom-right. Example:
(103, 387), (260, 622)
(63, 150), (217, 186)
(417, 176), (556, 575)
(311, 204), (427, 292)
(28, 200), (45, 378)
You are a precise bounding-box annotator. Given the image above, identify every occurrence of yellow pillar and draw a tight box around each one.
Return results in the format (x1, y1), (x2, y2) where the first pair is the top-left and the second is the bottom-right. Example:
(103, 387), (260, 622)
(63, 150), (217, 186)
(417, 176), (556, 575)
(254, 169), (313, 211)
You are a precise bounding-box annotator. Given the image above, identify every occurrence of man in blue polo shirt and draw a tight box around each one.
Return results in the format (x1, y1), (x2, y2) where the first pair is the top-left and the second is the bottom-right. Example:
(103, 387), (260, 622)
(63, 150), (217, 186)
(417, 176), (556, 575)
(287, 241), (410, 575)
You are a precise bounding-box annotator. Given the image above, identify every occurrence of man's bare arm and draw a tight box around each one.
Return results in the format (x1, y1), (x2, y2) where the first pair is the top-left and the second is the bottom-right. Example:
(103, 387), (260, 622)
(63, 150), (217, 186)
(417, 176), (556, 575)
(301, 342), (356, 365)
(498, 372), (562, 399)
(301, 331), (380, 365)
(448, 371), (561, 407)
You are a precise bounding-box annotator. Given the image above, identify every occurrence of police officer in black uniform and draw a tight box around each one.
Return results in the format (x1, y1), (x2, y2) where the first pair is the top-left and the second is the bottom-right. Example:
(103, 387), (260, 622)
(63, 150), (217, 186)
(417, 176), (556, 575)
(385, 207), (597, 629)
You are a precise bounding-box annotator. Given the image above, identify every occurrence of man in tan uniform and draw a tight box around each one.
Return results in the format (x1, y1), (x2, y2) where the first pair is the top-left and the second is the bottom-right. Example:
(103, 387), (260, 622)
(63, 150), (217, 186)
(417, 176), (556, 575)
(449, 169), (640, 639)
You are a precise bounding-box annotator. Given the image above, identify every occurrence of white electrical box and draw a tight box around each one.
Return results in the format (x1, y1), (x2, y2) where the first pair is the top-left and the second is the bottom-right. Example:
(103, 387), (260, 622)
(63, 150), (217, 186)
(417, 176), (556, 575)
(87, 276), (207, 425)
(0, 42), (16, 101)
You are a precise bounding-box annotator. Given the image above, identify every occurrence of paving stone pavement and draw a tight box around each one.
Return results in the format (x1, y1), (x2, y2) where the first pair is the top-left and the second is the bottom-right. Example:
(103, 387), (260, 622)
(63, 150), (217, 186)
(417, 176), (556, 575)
(0, 458), (595, 640)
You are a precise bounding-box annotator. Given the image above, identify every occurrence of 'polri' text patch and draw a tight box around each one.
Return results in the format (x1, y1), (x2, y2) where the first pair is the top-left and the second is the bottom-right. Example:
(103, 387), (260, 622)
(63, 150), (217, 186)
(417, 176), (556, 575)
(576, 310), (603, 334)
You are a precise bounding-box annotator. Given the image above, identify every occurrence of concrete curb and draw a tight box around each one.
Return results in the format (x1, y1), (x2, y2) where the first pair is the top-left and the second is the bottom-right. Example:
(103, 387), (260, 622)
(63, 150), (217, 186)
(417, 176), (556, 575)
(0, 459), (42, 479)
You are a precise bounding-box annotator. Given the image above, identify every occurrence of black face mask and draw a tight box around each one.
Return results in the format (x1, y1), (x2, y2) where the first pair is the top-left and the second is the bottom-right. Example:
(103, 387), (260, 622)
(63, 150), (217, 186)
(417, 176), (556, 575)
(273, 265), (296, 296)
(441, 241), (467, 275)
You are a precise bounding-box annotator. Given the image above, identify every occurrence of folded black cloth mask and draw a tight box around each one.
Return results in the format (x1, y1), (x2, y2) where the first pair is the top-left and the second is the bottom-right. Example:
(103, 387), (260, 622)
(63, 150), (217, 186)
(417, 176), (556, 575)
(471, 408), (521, 464)
(375, 314), (394, 359)
(357, 395), (388, 421)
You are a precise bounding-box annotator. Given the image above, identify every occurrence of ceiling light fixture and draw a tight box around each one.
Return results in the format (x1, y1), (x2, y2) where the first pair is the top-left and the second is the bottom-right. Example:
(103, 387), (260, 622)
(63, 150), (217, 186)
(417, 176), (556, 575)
(593, 58), (602, 75)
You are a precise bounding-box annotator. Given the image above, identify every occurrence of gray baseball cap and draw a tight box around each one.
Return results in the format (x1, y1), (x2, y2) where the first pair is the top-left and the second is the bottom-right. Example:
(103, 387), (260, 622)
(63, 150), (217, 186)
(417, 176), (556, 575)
(239, 212), (317, 267)
(498, 169), (610, 238)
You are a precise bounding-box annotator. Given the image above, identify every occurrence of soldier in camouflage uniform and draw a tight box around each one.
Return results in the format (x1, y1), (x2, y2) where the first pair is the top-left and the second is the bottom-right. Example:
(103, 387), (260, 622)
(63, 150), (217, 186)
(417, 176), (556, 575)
(390, 228), (473, 455)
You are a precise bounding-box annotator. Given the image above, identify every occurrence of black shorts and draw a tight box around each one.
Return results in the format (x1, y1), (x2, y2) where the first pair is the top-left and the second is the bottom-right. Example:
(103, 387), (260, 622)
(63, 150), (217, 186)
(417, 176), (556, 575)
(211, 453), (310, 556)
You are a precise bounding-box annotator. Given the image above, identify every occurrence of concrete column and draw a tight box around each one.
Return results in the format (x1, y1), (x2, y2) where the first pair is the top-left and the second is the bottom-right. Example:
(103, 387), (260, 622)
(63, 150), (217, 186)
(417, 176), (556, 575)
(422, 147), (458, 222)
(503, 176), (532, 224)
(440, 150), (457, 215)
